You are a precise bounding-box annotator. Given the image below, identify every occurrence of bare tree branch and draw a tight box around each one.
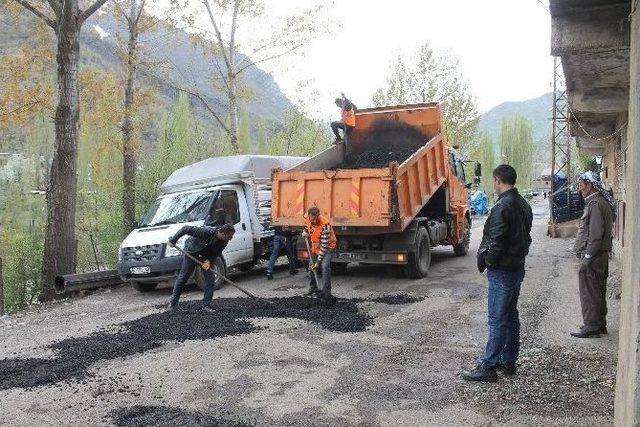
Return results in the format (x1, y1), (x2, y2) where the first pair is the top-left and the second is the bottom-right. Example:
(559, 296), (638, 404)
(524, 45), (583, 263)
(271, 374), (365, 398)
(237, 36), (281, 68)
(202, 0), (232, 72)
(235, 44), (304, 76)
(170, 84), (230, 133)
(46, 0), (62, 19)
(228, 0), (239, 70)
(0, 98), (46, 117)
(12, 0), (56, 28)
(134, 0), (148, 26)
(78, 0), (109, 25)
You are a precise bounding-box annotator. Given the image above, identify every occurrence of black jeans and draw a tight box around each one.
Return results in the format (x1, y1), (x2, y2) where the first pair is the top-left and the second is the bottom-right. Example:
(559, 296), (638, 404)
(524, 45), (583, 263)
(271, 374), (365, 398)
(170, 255), (216, 307)
(330, 121), (354, 140)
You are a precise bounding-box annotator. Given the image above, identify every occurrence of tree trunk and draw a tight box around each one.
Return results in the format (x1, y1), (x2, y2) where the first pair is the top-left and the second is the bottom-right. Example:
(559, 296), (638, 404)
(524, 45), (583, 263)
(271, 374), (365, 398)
(122, 16), (139, 236)
(41, 3), (81, 300)
(228, 72), (239, 154)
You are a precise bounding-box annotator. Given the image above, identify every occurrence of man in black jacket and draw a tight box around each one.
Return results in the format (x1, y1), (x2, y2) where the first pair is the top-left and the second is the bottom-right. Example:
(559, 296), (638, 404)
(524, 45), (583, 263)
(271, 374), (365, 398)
(463, 164), (533, 382)
(167, 223), (235, 311)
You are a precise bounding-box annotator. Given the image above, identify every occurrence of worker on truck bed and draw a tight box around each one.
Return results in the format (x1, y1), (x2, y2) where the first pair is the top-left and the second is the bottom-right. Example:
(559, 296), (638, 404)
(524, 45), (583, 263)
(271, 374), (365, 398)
(302, 206), (337, 303)
(330, 93), (356, 144)
(167, 223), (236, 312)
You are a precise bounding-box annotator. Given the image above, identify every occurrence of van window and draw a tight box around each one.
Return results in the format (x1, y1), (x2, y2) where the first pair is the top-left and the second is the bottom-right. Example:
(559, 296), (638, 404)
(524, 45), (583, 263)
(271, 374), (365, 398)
(140, 190), (216, 227)
(212, 190), (241, 225)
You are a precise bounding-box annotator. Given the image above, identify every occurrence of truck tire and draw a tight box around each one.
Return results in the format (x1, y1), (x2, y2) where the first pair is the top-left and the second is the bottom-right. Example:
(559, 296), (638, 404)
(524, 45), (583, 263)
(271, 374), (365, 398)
(405, 227), (431, 279)
(195, 256), (226, 291)
(133, 282), (158, 292)
(453, 218), (471, 257)
(331, 262), (348, 275)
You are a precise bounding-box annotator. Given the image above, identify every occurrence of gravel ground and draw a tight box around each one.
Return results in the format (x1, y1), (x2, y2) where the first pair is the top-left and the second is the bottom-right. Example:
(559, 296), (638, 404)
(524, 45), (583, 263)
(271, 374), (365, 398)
(0, 198), (620, 426)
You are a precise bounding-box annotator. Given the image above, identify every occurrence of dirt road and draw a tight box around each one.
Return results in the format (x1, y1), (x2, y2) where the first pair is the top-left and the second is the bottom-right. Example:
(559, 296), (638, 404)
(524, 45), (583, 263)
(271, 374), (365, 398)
(0, 198), (619, 426)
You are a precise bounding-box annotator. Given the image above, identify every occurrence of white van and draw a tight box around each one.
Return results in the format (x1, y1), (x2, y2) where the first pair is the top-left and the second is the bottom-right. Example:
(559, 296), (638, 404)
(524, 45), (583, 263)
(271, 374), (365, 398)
(118, 155), (306, 292)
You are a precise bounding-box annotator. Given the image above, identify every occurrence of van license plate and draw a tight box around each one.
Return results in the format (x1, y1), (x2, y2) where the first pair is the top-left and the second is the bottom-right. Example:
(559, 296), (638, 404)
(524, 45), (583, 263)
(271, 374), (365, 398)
(130, 266), (150, 275)
(339, 252), (366, 261)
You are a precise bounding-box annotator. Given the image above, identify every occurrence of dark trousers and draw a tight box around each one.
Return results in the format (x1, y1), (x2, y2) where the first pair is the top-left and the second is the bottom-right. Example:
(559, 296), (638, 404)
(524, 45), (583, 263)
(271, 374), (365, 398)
(481, 268), (525, 368)
(309, 250), (334, 296)
(267, 235), (297, 274)
(170, 255), (216, 307)
(578, 252), (609, 331)
(330, 121), (354, 140)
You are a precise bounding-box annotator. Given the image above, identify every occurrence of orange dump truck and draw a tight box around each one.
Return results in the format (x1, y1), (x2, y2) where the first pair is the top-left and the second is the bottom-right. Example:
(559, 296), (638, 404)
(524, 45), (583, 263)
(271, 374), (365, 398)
(271, 103), (473, 278)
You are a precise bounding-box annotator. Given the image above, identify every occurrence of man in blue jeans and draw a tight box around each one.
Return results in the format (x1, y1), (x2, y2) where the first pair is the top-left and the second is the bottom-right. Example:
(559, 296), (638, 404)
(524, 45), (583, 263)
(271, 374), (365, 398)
(463, 164), (533, 382)
(266, 227), (299, 280)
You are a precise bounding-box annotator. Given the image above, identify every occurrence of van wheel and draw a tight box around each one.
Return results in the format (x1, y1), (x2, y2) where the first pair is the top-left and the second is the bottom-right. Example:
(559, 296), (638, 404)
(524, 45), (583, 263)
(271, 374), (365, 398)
(331, 263), (348, 275)
(133, 282), (158, 292)
(405, 227), (431, 279)
(195, 256), (226, 290)
(453, 218), (471, 256)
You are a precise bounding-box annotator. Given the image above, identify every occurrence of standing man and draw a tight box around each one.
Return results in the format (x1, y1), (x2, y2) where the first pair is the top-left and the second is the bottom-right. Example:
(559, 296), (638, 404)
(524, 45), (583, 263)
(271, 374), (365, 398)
(571, 171), (614, 338)
(167, 223), (236, 311)
(266, 226), (299, 280)
(463, 165), (533, 382)
(302, 206), (337, 303)
(330, 93), (356, 144)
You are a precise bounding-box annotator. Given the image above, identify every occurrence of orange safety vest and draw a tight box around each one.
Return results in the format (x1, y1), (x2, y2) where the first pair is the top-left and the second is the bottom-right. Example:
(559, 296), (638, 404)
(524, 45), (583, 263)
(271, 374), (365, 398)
(305, 215), (337, 255)
(341, 106), (356, 127)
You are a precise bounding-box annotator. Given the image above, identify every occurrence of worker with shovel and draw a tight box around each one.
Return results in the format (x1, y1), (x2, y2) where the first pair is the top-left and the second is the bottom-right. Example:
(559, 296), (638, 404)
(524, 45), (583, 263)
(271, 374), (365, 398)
(167, 223), (236, 311)
(303, 207), (337, 304)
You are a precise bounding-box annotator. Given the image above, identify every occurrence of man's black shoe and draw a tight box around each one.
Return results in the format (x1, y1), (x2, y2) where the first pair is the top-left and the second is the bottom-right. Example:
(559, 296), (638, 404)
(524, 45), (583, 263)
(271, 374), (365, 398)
(319, 294), (337, 307)
(570, 328), (601, 338)
(306, 287), (321, 296)
(497, 363), (517, 376)
(267, 272), (273, 280)
(289, 269), (299, 276)
(462, 365), (498, 383)
(600, 326), (608, 334)
(167, 302), (178, 312)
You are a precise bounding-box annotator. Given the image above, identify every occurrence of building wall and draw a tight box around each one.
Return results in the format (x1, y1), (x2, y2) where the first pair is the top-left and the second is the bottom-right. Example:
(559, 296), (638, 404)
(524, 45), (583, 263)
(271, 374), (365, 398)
(614, 6), (639, 425)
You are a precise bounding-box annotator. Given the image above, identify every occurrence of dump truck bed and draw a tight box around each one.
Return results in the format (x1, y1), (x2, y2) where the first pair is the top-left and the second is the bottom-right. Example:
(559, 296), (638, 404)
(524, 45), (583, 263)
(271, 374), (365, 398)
(271, 103), (462, 233)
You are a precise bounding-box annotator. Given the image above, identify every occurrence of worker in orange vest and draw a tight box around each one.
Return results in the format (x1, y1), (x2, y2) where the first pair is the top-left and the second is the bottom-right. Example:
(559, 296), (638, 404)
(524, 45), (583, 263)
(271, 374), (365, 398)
(330, 93), (356, 144)
(302, 206), (337, 302)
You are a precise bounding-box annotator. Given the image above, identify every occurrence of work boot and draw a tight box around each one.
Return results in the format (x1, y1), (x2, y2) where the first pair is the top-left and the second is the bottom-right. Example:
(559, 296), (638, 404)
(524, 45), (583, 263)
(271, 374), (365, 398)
(600, 325), (608, 334)
(319, 293), (336, 306)
(570, 327), (600, 338)
(306, 287), (321, 296)
(462, 365), (498, 383)
(497, 362), (517, 376)
(267, 272), (273, 281)
(167, 301), (178, 312)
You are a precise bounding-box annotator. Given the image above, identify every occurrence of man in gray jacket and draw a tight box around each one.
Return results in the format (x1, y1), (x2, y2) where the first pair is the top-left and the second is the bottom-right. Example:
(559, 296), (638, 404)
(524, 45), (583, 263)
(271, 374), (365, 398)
(571, 171), (614, 338)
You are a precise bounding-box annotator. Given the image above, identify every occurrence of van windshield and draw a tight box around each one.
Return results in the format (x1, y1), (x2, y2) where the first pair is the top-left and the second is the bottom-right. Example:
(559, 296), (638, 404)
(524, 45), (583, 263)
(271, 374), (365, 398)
(139, 190), (217, 227)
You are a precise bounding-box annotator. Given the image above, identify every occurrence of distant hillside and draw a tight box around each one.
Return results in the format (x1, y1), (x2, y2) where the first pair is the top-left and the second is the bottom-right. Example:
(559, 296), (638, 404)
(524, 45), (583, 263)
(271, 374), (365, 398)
(0, 6), (296, 130)
(478, 92), (553, 145)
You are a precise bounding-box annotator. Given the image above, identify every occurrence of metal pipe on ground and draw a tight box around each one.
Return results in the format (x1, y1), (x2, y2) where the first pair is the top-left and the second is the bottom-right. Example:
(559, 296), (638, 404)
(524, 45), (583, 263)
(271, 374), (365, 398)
(54, 270), (123, 294)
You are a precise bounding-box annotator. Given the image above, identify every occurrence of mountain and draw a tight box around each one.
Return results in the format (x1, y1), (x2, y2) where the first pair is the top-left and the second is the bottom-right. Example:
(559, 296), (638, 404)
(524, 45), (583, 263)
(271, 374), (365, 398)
(0, 6), (295, 129)
(478, 92), (554, 145)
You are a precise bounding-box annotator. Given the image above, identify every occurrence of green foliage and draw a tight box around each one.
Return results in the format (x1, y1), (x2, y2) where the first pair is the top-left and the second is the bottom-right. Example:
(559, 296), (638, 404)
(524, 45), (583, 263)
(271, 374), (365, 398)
(579, 155), (599, 173)
(499, 115), (536, 189)
(372, 42), (479, 152)
(268, 110), (330, 156)
(470, 132), (497, 198)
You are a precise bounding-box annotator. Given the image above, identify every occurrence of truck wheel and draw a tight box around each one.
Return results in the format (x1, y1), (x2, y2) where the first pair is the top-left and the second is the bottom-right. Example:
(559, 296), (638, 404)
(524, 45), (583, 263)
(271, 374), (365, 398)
(331, 263), (348, 275)
(237, 261), (255, 272)
(405, 227), (431, 279)
(195, 256), (226, 290)
(453, 219), (471, 257)
(132, 282), (158, 292)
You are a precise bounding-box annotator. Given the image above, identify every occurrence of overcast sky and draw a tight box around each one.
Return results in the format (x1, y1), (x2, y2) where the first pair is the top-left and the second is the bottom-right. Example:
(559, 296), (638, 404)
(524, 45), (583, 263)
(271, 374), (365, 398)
(255, 0), (554, 118)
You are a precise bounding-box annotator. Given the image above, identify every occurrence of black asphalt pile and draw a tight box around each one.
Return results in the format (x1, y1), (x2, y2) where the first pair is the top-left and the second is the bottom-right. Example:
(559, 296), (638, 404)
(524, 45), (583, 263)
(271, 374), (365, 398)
(0, 296), (372, 390)
(371, 293), (424, 305)
(111, 405), (253, 427)
(336, 120), (429, 169)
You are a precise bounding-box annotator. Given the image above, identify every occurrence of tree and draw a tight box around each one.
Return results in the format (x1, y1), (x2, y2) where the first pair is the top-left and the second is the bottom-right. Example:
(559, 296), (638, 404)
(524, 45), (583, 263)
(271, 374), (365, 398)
(499, 115), (536, 189)
(115, 0), (158, 236)
(372, 43), (479, 152)
(169, 0), (330, 153)
(473, 132), (496, 197)
(12, 0), (109, 299)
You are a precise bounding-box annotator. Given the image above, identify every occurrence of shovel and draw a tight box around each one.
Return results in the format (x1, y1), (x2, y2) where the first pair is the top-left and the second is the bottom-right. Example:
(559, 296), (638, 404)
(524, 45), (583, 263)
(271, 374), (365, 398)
(168, 242), (274, 305)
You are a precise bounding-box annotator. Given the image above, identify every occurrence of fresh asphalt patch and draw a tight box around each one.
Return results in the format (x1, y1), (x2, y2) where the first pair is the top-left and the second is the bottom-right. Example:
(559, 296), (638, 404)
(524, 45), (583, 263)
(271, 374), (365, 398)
(370, 293), (425, 305)
(111, 405), (254, 427)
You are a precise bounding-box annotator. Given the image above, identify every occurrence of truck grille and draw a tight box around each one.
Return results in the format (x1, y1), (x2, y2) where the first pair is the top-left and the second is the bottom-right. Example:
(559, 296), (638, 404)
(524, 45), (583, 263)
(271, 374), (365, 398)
(122, 244), (162, 262)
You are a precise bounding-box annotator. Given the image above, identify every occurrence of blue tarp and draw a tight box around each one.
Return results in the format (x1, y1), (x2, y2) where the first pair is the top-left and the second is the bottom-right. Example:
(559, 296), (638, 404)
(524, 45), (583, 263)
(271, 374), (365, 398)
(471, 190), (489, 215)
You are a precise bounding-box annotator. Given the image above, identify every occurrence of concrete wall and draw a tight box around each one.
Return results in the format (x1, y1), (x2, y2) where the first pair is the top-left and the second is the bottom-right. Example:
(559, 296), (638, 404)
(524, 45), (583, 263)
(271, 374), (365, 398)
(614, 5), (640, 425)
